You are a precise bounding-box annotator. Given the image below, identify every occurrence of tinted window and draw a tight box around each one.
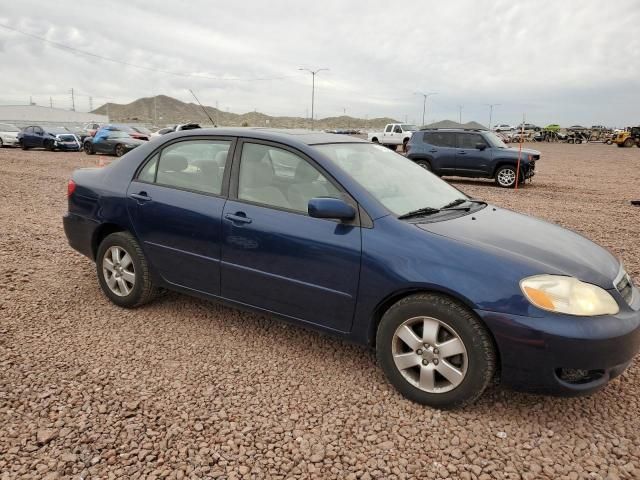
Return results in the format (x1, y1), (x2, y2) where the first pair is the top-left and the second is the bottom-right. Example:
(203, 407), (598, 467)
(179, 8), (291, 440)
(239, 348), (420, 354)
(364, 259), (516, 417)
(458, 133), (487, 149)
(423, 132), (456, 148)
(238, 143), (340, 213)
(24, 127), (33, 134)
(150, 140), (230, 195)
(385, 125), (393, 133)
(393, 125), (402, 133)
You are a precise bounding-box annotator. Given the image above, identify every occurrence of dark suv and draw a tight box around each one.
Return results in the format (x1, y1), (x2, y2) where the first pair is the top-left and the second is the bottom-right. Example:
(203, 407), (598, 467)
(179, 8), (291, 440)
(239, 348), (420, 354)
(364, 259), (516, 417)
(406, 129), (541, 187)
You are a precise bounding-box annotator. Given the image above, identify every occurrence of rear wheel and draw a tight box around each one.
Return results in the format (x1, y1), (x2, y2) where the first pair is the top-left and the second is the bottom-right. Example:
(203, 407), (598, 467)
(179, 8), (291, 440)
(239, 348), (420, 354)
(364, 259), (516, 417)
(495, 165), (518, 188)
(371, 137), (379, 143)
(416, 159), (432, 171)
(0, 138), (3, 148)
(96, 232), (157, 308)
(623, 138), (634, 148)
(44, 140), (54, 151)
(377, 293), (496, 409)
(402, 138), (410, 152)
(115, 144), (125, 157)
(84, 141), (95, 155)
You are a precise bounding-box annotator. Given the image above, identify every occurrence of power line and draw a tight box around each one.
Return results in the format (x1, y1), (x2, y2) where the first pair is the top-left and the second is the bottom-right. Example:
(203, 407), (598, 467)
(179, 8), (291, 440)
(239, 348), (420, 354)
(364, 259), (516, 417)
(0, 23), (299, 83)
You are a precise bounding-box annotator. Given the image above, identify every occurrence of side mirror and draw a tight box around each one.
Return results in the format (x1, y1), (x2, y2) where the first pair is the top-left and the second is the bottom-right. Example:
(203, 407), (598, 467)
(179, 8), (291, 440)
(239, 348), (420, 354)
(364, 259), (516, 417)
(475, 143), (487, 150)
(308, 197), (356, 221)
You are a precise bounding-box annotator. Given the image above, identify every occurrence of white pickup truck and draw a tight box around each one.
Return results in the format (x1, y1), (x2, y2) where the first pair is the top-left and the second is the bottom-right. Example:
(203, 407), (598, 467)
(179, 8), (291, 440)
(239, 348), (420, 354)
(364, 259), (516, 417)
(367, 123), (418, 150)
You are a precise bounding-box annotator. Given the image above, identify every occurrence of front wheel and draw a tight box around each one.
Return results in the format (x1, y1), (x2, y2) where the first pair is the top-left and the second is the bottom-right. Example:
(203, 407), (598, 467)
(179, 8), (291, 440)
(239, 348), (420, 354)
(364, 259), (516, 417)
(377, 293), (496, 409)
(84, 142), (95, 155)
(623, 138), (634, 148)
(96, 232), (157, 308)
(495, 165), (518, 188)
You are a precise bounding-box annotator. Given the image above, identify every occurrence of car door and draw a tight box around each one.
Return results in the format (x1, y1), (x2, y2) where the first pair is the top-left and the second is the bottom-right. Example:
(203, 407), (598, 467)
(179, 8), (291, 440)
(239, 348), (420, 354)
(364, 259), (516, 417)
(382, 124), (394, 143)
(423, 132), (457, 174)
(127, 137), (235, 295)
(33, 127), (46, 148)
(455, 133), (492, 176)
(220, 140), (362, 332)
(21, 127), (33, 147)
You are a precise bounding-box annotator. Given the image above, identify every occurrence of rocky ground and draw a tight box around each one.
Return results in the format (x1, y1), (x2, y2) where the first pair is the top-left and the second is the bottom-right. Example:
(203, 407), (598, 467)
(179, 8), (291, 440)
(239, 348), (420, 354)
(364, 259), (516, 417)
(1, 142), (639, 479)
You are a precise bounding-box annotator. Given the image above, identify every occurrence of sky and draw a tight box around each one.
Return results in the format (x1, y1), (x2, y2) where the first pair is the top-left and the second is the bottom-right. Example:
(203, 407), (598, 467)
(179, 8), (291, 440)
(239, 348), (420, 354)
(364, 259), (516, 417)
(0, 0), (639, 127)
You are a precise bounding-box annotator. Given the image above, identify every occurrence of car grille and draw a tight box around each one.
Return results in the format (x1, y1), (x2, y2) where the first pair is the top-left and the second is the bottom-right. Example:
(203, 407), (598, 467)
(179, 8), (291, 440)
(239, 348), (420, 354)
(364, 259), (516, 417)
(615, 272), (634, 306)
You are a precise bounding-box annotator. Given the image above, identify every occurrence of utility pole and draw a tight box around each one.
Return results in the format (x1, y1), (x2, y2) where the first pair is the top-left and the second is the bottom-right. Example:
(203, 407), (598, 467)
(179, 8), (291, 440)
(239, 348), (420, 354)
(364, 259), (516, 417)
(485, 103), (500, 130)
(153, 96), (157, 125)
(106, 103), (110, 121)
(415, 92), (437, 127)
(70, 88), (75, 111)
(299, 67), (329, 130)
(89, 96), (93, 112)
(49, 97), (53, 108)
(458, 105), (463, 124)
(215, 100), (219, 126)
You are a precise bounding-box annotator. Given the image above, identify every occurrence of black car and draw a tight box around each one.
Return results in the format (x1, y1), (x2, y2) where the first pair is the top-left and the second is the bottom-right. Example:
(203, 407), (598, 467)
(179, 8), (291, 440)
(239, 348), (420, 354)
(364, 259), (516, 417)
(406, 129), (540, 188)
(83, 131), (146, 157)
(18, 126), (81, 151)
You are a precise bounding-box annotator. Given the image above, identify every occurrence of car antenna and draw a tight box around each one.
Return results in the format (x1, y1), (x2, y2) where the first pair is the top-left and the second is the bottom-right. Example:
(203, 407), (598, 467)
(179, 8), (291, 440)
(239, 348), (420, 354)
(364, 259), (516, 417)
(189, 89), (216, 127)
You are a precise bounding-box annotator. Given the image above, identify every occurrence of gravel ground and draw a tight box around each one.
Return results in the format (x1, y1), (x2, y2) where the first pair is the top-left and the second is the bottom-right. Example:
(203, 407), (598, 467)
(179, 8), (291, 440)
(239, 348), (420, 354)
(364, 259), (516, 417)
(1, 143), (639, 480)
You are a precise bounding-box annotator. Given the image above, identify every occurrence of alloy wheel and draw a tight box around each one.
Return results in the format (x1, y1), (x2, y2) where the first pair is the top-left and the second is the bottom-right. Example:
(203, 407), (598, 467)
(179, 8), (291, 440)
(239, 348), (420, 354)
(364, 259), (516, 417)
(102, 246), (135, 297)
(497, 168), (516, 187)
(392, 316), (468, 393)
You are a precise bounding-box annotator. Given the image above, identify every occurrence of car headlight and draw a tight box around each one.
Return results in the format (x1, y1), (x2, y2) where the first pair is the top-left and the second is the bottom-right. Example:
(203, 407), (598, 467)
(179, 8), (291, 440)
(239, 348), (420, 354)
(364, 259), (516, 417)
(520, 275), (619, 316)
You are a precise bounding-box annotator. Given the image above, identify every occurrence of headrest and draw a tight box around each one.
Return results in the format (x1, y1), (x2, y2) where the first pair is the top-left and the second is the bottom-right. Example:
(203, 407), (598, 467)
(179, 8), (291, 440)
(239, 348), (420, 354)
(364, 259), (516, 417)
(244, 161), (273, 188)
(214, 150), (228, 166)
(162, 154), (188, 172)
(294, 161), (320, 182)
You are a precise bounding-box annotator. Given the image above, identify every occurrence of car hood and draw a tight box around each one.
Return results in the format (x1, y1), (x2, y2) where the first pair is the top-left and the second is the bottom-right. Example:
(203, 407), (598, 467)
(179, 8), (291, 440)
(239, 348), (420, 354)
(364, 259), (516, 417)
(416, 206), (619, 288)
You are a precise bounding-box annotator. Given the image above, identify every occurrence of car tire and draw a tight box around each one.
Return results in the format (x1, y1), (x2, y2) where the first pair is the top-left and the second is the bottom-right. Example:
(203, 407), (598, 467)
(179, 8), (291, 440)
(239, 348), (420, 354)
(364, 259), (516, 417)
(402, 138), (410, 152)
(44, 140), (54, 151)
(605, 139), (612, 145)
(0, 138), (3, 148)
(415, 159), (432, 171)
(96, 232), (158, 308)
(84, 142), (95, 155)
(115, 144), (125, 157)
(623, 138), (634, 148)
(495, 165), (518, 188)
(376, 293), (496, 409)
(371, 137), (379, 143)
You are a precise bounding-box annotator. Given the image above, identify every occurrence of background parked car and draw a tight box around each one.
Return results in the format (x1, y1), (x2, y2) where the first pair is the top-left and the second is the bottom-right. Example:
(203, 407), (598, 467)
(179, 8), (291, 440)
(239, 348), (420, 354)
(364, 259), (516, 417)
(0, 123), (21, 147)
(150, 123), (202, 138)
(18, 126), (81, 151)
(406, 128), (540, 187)
(110, 124), (151, 141)
(493, 124), (515, 132)
(515, 123), (541, 132)
(82, 123), (102, 137)
(84, 129), (146, 157)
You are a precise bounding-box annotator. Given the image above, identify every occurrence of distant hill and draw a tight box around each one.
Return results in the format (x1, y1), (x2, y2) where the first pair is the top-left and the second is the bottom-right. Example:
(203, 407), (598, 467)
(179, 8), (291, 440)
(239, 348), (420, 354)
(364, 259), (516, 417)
(92, 95), (398, 130)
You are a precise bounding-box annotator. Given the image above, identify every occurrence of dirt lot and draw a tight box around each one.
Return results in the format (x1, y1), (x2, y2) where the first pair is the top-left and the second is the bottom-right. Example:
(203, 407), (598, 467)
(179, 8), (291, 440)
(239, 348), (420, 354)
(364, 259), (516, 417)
(1, 143), (639, 479)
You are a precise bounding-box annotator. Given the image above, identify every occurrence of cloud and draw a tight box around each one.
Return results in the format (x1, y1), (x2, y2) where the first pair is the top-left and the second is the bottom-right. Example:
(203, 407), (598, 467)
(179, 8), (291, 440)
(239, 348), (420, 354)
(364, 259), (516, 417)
(0, 0), (638, 126)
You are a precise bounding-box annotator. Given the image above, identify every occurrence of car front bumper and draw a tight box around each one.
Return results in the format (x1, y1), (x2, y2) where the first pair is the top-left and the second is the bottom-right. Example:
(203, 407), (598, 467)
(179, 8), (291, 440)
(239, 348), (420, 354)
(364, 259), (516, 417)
(55, 142), (82, 151)
(477, 296), (640, 396)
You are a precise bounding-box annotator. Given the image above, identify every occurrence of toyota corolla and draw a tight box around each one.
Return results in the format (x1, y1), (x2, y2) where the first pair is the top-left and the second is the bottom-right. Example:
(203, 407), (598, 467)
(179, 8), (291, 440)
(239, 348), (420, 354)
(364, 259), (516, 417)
(63, 129), (640, 408)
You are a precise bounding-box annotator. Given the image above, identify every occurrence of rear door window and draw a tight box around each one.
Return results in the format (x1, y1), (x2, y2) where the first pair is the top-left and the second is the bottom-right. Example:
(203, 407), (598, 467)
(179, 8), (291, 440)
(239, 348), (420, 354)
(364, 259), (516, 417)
(138, 140), (231, 195)
(424, 132), (456, 148)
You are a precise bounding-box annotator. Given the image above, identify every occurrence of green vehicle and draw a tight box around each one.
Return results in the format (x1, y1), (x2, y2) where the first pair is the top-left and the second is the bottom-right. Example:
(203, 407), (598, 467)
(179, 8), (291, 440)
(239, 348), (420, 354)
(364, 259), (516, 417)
(543, 124), (561, 132)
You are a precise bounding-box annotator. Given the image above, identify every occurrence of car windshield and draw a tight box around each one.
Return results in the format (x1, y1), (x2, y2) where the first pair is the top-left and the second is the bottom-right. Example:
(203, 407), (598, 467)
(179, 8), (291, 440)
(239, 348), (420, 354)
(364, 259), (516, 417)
(313, 143), (466, 216)
(400, 124), (417, 131)
(0, 123), (19, 132)
(484, 131), (508, 148)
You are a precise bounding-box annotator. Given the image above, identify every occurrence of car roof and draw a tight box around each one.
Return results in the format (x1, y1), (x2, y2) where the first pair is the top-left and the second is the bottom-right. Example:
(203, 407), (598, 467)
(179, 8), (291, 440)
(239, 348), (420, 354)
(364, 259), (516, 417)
(165, 127), (368, 146)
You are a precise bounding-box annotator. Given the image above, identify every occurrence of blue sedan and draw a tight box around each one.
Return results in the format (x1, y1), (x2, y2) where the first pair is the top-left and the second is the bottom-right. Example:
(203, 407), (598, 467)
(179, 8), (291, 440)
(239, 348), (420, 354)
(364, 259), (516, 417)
(63, 128), (640, 408)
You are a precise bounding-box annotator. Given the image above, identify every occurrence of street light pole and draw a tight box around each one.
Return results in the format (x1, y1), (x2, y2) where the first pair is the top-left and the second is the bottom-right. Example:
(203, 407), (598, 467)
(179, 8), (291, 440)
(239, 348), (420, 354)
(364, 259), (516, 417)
(458, 105), (463, 124)
(299, 67), (329, 130)
(415, 92), (437, 127)
(486, 103), (500, 130)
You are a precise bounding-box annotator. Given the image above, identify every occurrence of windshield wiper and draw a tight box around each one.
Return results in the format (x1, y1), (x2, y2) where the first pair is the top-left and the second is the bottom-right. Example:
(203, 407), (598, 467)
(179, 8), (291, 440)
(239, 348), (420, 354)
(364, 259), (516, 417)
(398, 206), (441, 219)
(441, 198), (487, 210)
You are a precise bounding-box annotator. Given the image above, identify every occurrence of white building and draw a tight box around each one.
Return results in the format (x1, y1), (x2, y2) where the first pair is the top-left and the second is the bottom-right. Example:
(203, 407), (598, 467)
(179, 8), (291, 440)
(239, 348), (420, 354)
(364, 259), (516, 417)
(0, 105), (108, 128)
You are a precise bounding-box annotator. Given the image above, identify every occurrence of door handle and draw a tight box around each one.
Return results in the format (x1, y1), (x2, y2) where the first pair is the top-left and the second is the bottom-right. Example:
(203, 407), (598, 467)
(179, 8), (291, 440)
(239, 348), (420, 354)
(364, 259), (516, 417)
(225, 213), (252, 225)
(458, 151), (467, 154)
(429, 149), (438, 153)
(130, 192), (152, 202)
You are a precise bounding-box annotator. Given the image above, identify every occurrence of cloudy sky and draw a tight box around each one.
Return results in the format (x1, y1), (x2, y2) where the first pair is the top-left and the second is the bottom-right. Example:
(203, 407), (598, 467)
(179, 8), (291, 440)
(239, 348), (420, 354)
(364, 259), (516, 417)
(1, 0), (638, 127)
